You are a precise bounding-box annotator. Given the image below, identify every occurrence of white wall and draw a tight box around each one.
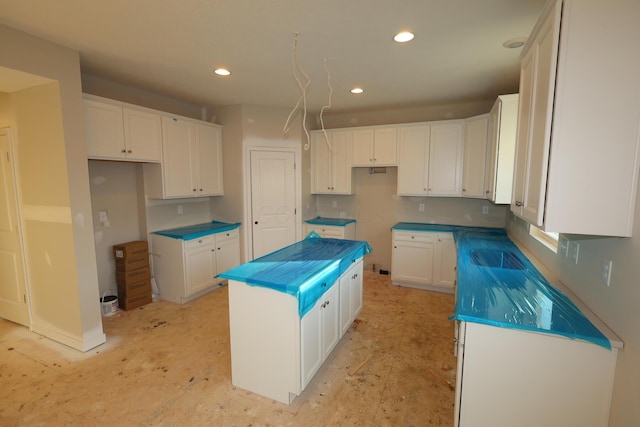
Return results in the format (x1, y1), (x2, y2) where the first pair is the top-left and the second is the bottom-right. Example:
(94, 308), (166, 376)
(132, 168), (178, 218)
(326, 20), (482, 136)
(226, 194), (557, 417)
(507, 195), (640, 425)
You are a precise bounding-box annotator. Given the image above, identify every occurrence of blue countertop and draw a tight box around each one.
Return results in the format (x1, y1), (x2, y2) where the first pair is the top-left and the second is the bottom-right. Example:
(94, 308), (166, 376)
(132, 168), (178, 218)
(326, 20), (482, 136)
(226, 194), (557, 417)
(218, 233), (372, 317)
(152, 221), (241, 240)
(305, 216), (357, 226)
(392, 222), (611, 349)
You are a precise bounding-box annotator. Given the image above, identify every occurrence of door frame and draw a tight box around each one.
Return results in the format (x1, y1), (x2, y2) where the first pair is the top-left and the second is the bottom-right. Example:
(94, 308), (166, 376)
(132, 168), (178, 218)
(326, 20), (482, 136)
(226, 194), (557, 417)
(0, 127), (32, 327)
(243, 144), (301, 261)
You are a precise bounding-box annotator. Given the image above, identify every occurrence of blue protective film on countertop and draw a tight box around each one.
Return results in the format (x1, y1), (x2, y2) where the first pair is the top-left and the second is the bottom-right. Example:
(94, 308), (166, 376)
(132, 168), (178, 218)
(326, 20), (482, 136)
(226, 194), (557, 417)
(451, 227), (611, 350)
(305, 216), (357, 226)
(218, 233), (372, 317)
(152, 221), (241, 240)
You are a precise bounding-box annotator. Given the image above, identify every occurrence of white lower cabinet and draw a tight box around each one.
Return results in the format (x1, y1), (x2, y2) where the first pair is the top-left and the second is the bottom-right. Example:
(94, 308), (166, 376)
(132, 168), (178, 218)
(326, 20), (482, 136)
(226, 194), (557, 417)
(228, 259), (364, 404)
(454, 321), (618, 427)
(150, 229), (240, 304)
(391, 230), (456, 293)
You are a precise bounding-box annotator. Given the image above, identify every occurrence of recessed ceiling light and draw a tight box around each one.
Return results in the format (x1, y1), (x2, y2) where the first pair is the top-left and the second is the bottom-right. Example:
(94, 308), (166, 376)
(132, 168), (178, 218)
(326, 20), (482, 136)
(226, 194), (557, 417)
(503, 37), (527, 49)
(214, 68), (231, 76)
(394, 31), (414, 43)
(350, 87), (364, 94)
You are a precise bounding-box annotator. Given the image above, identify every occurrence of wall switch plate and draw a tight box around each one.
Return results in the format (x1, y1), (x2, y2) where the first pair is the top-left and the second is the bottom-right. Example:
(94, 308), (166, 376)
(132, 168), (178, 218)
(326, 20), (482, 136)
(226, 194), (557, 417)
(482, 205), (489, 215)
(559, 237), (569, 258)
(177, 204), (183, 214)
(571, 242), (580, 264)
(332, 200), (337, 208)
(419, 203), (425, 212)
(601, 259), (613, 286)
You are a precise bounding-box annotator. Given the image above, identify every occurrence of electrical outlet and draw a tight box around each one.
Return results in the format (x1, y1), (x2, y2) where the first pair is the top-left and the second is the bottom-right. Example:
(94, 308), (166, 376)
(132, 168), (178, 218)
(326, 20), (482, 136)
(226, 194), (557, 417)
(419, 203), (425, 212)
(178, 204), (183, 214)
(601, 259), (613, 286)
(559, 237), (569, 258)
(332, 200), (337, 208)
(482, 205), (489, 215)
(571, 242), (580, 264)
(99, 210), (108, 222)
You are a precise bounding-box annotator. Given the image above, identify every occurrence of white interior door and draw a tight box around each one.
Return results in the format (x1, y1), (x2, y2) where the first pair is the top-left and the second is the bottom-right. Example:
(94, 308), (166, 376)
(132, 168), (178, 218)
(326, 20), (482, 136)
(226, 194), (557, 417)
(250, 150), (296, 259)
(0, 128), (30, 326)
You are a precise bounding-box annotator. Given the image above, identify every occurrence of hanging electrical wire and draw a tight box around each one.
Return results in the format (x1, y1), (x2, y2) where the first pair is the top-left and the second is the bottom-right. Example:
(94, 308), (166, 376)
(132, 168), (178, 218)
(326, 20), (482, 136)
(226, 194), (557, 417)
(319, 58), (335, 152)
(283, 33), (311, 149)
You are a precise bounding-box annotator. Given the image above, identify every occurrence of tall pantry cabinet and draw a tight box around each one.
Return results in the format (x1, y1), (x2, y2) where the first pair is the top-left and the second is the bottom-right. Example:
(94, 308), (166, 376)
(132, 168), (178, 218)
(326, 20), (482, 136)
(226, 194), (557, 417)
(511, 0), (640, 236)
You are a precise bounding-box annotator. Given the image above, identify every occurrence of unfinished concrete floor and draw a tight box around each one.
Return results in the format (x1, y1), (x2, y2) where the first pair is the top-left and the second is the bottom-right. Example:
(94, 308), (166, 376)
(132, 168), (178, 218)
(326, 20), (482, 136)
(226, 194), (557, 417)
(1, 271), (456, 426)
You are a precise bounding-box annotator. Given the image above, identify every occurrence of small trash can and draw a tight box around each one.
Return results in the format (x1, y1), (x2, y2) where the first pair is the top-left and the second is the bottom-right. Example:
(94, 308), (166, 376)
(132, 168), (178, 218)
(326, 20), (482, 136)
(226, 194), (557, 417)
(100, 291), (118, 316)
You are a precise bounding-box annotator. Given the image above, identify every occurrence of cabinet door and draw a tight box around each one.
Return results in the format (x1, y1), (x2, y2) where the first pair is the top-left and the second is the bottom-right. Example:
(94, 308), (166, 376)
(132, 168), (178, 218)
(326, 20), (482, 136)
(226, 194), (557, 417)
(351, 129), (374, 166)
(429, 122), (463, 196)
(84, 99), (126, 159)
(462, 115), (488, 198)
(214, 231), (240, 275)
(162, 117), (197, 197)
(433, 233), (457, 289)
(339, 260), (363, 336)
(123, 107), (162, 162)
(301, 295), (323, 389)
(311, 132), (333, 194)
(321, 284), (340, 360)
(350, 263), (363, 320)
(330, 131), (352, 194)
(397, 125), (429, 195)
(512, 3), (560, 225)
(195, 123), (224, 196)
(184, 238), (216, 297)
(485, 102), (500, 202)
(392, 237), (434, 286)
(373, 127), (398, 165)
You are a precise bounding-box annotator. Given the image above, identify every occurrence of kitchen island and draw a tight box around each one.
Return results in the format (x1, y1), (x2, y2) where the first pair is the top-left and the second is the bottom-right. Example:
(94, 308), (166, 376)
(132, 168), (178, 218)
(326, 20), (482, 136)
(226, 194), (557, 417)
(218, 233), (371, 404)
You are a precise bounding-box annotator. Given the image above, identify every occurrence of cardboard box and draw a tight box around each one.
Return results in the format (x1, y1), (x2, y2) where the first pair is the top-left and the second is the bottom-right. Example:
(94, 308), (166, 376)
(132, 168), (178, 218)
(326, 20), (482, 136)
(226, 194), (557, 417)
(117, 278), (151, 298)
(119, 292), (152, 311)
(113, 241), (148, 260)
(116, 266), (151, 286)
(115, 256), (149, 272)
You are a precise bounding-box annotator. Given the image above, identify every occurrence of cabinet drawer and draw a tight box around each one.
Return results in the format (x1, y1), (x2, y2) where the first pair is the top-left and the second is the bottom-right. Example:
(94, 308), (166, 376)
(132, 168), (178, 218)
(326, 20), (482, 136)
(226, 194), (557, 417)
(393, 231), (434, 243)
(215, 228), (239, 243)
(184, 236), (214, 250)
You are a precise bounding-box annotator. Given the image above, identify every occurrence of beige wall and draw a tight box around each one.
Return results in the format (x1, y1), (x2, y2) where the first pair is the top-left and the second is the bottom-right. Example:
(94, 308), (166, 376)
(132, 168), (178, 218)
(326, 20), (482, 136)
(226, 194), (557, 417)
(0, 24), (104, 351)
(88, 161), (144, 296)
(507, 199), (640, 424)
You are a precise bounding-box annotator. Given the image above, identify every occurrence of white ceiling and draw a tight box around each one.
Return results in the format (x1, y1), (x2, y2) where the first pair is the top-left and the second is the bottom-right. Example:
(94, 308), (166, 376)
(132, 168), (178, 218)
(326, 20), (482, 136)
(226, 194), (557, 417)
(0, 0), (546, 114)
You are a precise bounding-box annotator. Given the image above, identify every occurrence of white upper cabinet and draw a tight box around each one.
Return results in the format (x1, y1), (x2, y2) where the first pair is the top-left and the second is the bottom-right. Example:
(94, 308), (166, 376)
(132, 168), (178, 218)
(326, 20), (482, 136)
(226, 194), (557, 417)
(397, 124), (430, 195)
(462, 114), (488, 198)
(84, 95), (162, 162)
(397, 121), (463, 197)
(512, 0), (640, 236)
(351, 126), (397, 166)
(485, 94), (518, 204)
(310, 130), (353, 194)
(143, 116), (224, 199)
(427, 121), (464, 196)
